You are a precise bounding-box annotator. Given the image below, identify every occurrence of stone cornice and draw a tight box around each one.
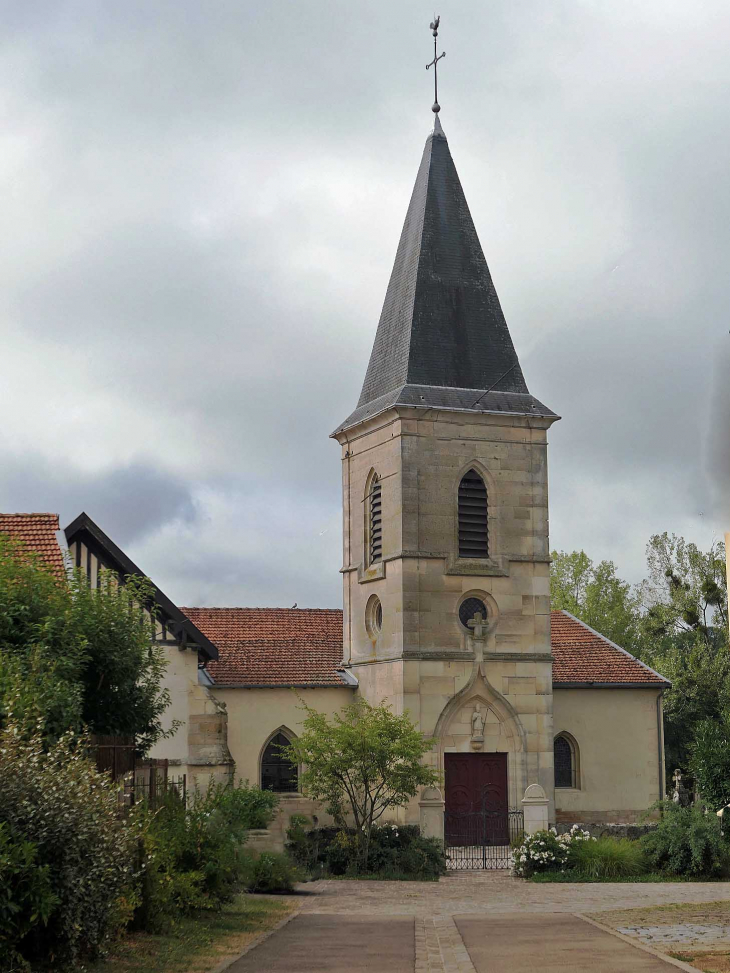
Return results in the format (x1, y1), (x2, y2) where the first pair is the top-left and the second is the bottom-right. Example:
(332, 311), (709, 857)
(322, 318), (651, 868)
(340, 551), (553, 572)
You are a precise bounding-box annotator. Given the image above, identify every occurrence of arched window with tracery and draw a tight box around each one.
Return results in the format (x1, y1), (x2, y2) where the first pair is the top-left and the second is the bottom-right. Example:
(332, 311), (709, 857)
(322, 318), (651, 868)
(368, 473), (382, 564)
(261, 731), (298, 793)
(458, 469), (488, 558)
(554, 733), (578, 789)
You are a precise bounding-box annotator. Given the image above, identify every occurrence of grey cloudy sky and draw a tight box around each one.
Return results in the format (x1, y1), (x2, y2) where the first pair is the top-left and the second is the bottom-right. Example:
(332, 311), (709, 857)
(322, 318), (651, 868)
(1, 0), (728, 608)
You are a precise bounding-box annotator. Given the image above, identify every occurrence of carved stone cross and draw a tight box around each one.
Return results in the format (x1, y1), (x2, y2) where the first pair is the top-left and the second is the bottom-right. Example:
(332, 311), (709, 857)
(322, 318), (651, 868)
(468, 611), (487, 640)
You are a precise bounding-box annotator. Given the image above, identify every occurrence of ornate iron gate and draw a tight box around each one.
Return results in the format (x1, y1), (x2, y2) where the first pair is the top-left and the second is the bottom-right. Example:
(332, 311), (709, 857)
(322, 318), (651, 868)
(444, 807), (523, 869)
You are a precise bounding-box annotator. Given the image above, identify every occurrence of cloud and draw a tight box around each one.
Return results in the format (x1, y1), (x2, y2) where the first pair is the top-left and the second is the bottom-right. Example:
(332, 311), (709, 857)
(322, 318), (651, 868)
(0, 0), (728, 603)
(0, 455), (198, 546)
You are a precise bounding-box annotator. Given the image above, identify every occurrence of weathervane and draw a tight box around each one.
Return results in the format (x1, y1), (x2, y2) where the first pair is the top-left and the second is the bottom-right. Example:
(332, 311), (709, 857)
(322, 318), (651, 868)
(426, 16), (445, 114)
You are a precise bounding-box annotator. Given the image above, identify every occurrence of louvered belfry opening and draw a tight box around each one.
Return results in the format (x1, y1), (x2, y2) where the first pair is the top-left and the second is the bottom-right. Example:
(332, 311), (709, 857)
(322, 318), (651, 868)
(458, 469), (489, 559)
(369, 476), (382, 563)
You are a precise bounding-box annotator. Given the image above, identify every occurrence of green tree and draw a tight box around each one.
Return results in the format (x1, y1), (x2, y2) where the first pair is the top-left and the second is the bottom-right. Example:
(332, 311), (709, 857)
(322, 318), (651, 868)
(0, 534), (171, 751)
(283, 698), (439, 870)
(68, 570), (171, 753)
(551, 536), (730, 783)
(651, 640), (730, 776)
(640, 533), (728, 650)
(550, 549), (643, 653)
(638, 534), (730, 777)
(689, 714), (730, 811)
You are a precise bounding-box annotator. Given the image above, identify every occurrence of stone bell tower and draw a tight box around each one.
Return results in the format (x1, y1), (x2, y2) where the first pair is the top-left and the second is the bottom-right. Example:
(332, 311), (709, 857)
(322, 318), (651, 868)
(332, 114), (560, 817)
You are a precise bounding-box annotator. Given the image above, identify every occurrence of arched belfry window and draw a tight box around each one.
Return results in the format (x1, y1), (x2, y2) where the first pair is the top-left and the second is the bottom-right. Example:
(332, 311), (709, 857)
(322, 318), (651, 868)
(554, 734), (578, 789)
(261, 731), (298, 793)
(458, 469), (488, 558)
(369, 474), (382, 563)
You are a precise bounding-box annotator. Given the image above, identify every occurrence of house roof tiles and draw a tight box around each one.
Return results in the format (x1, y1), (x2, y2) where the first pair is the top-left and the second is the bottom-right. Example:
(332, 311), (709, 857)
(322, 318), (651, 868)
(0, 513), (66, 578)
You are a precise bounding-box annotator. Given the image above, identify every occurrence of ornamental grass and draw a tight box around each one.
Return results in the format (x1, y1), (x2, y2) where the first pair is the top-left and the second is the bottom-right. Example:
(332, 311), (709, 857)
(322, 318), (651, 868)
(569, 837), (647, 879)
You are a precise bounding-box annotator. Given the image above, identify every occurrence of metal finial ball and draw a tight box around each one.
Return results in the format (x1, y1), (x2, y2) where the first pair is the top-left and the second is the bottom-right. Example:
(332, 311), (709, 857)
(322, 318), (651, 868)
(432, 102), (440, 113)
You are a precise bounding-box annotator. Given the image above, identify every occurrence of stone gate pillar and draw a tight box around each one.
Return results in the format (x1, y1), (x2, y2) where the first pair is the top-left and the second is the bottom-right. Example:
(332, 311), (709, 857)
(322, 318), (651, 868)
(419, 786), (445, 844)
(522, 783), (549, 835)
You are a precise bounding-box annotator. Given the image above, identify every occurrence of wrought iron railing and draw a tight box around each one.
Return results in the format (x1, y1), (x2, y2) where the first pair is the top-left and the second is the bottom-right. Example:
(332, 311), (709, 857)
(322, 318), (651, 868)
(444, 807), (524, 869)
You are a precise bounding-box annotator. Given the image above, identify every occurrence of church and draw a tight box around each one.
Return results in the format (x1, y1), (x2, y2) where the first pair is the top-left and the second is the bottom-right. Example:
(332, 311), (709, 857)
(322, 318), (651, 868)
(1, 109), (670, 846)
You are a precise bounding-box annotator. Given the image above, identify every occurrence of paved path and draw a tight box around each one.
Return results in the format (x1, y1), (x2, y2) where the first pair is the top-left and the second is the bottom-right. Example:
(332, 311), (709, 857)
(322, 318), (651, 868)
(230, 873), (730, 972)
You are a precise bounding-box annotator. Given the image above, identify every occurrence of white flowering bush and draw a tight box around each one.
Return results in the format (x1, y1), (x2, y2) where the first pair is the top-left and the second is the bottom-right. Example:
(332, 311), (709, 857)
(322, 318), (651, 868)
(512, 825), (594, 877)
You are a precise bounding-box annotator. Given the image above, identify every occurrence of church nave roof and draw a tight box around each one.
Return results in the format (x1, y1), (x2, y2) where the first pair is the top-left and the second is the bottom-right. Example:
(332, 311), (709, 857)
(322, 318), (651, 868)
(182, 606), (348, 688)
(179, 605), (670, 689)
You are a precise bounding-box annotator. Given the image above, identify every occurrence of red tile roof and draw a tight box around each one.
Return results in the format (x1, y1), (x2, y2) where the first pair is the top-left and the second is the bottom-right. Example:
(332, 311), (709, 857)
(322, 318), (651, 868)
(0, 513), (66, 579)
(181, 605), (669, 689)
(181, 607), (347, 687)
(551, 610), (669, 686)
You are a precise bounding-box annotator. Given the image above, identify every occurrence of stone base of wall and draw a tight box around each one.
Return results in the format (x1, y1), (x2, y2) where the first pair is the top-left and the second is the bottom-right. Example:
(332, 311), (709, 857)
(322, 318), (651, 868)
(555, 809), (654, 827)
(251, 795), (334, 854)
(246, 829), (280, 854)
(555, 816), (658, 839)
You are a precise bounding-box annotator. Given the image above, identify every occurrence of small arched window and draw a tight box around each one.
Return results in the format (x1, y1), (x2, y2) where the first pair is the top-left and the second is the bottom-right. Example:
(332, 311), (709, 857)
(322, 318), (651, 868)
(458, 469), (488, 558)
(554, 734), (578, 789)
(261, 732), (298, 793)
(369, 474), (382, 563)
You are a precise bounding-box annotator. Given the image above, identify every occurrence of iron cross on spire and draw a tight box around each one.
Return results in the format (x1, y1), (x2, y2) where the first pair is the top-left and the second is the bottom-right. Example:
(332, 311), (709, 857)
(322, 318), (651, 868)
(426, 15), (446, 114)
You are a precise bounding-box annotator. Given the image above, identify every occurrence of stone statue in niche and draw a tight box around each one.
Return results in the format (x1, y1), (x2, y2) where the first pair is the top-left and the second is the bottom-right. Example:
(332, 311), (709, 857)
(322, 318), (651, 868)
(471, 703), (485, 750)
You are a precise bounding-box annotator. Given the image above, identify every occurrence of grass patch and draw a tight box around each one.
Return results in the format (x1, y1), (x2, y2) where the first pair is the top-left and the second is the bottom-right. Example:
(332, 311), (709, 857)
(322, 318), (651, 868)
(529, 871), (714, 883)
(669, 950), (730, 972)
(89, 895), (294, 973)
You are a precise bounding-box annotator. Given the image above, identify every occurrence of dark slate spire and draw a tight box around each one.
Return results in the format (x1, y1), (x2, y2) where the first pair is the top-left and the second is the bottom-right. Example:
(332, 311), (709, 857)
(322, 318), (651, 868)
(333, 120), (555, 434)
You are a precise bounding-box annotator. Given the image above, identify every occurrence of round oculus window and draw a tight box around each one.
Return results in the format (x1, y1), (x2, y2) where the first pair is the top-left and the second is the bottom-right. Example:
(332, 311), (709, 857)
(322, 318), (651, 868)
(459, 597), (488, 630)
(366, 595), (383, 639)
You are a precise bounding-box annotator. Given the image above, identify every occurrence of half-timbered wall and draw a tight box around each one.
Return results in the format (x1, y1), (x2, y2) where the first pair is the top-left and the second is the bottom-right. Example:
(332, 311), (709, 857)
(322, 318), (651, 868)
(66, 536), (233, 790)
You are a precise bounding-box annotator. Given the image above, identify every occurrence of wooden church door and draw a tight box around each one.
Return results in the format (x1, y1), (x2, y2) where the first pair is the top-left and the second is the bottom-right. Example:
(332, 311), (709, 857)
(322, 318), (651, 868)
(444, 753), (509, 845)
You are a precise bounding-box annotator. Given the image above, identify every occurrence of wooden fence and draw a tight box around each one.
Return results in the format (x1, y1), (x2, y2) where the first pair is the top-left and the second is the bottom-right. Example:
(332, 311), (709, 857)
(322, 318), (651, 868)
(90, 737), (186, 807)
(90, 734), (137, 779)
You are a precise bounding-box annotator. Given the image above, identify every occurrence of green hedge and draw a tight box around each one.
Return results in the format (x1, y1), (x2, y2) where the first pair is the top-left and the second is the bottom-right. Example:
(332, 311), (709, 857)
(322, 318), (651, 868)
(286, 819), (446, 880)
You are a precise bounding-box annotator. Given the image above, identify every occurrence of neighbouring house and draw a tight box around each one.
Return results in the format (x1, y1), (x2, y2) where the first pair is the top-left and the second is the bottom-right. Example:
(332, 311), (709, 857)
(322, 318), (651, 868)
(0, 511), (233, 791)
(0, 512), (66, 578)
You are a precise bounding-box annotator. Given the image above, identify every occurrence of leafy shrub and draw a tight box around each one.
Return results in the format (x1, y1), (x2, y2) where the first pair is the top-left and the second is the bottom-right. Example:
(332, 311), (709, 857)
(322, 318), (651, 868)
(690, 715), (730, 811)
(569, 837), (646, 879)
(134, 780), (279, 932)
(215, 780), (279, 830)
(286, 821), (446, 879)
(0, 723), (138, 969)
(240, 852), (302, 893)
(512, 826), (594, 878)
(640, 801), (730, 878)
(285, 814), (321, 873)
(0, 823), (58, 972)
